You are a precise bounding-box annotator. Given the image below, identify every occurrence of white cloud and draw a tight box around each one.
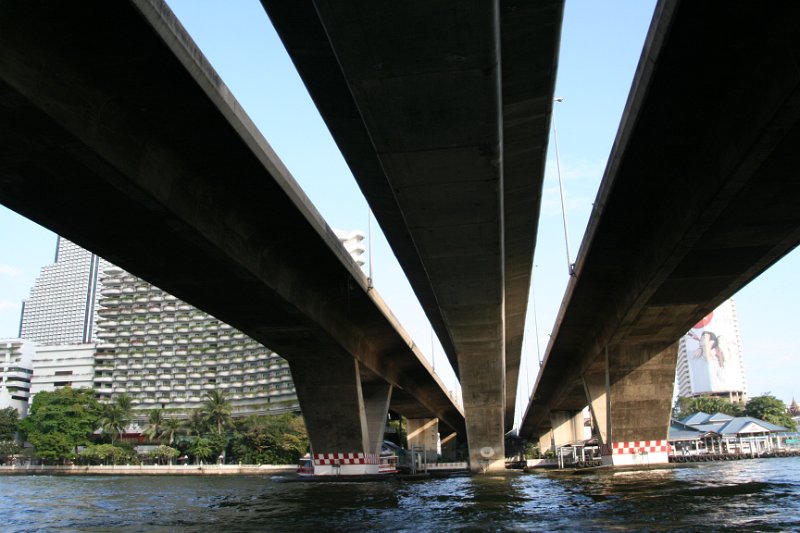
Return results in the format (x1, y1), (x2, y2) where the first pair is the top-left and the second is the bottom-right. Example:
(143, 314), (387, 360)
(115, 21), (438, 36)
(0, 299), (17, 311)
(0, 264), (22, 277)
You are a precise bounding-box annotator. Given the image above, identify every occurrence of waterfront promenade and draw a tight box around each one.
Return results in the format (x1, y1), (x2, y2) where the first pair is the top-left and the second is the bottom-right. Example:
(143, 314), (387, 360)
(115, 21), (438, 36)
(0, 464), (294, 476)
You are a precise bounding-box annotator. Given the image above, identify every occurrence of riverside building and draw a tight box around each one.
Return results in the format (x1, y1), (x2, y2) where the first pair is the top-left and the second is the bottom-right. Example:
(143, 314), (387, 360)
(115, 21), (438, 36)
(0, 339), (34, 417)
(675, 298), (748, 403)
(95, 266), (298, 416)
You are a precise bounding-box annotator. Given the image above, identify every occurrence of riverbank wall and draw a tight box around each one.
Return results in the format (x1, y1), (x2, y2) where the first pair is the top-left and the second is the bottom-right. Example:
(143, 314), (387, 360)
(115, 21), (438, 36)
(0, 464), (296, 476)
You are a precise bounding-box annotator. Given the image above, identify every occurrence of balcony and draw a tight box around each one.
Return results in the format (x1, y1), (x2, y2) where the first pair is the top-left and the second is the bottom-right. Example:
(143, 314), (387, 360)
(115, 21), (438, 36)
(188, 385), (201, 391)
(143, 386), (156, 392)
(173, 385), (186, 391)
(163, 305), (176, 312)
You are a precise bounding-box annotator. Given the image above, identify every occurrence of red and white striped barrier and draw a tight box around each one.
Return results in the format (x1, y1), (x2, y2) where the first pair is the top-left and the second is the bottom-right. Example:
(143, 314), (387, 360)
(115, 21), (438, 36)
(602, 440), (670, 466)
(312, 452), (379, 465)
(612, 440), (670, 455)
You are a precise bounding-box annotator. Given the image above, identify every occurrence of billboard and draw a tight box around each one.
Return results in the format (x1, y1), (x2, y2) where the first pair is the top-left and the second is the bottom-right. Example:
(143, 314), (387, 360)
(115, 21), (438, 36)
(683, 299), (745, 394)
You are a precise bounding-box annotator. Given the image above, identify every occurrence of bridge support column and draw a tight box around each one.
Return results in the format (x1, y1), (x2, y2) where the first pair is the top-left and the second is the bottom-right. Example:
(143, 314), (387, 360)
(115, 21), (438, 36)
(407, 418), (438, 464)
(289, 355), (391, 475)
(593, 342), (678, 467)
(550, 411), (584, 447)
(538, 431), (554, 454)
(362, 382), (393, 455)
(440, 431), (460, 461)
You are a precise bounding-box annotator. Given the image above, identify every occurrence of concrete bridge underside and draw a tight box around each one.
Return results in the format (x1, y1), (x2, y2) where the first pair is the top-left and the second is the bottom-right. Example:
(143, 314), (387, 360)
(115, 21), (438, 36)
(521, 0), (800, 465)
(0, 0), (465, 458)
(263, 0), (564, 471)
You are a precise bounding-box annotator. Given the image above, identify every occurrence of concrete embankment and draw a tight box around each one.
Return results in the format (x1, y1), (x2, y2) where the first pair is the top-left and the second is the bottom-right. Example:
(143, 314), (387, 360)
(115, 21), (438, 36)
(0, 464), (295, 476)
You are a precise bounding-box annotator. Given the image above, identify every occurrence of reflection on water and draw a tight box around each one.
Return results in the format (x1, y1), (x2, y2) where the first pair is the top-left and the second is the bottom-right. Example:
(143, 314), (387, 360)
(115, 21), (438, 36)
(1, 458), (799, 532)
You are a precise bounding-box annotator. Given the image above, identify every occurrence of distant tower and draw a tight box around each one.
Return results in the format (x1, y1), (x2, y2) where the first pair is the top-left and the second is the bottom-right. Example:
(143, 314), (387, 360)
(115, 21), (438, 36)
(19, 237), (109, 345)
(675, 298), (747, 403)
(334, 229), (367, 267)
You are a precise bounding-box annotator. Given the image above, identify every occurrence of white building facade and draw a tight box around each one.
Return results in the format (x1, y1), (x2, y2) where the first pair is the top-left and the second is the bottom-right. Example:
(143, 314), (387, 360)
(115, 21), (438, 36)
(675, 298), (747, 402)
(0, 339), (35, 417)
(19, 237), (109, 346)
(29, 343), (97, 395)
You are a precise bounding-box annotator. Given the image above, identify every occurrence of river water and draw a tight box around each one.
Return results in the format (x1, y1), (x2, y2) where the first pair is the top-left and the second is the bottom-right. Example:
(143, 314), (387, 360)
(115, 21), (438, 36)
(1, 458), (799, 532)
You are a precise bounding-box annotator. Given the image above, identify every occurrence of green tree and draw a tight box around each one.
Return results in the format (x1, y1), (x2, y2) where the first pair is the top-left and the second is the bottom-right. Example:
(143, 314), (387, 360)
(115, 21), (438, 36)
(147, 445), (179, 465)
(746, 394), (797, 431)
(0, 440), (22, 464)
(190, 437), (213, 464)
(79, 443), (134, 465)
(99, 404), (128, 444)
(202, 390), (232, 435)
(19, 388), (101, 462)
(160, 417), (183, 445)
(143, 409), (164, 443)
(674, 395), (744, 419)
(230, 413), (308, 464)
(0, 407), (19, 440)
(186, 409), (207, 437)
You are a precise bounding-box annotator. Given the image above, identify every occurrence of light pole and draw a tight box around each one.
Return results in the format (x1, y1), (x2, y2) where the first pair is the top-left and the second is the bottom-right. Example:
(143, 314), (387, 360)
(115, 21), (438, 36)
(552, 97), (574, 276)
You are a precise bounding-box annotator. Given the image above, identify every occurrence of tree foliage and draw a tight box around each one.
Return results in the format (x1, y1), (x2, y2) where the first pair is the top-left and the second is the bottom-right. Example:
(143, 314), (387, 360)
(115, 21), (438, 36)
(0, 440), (22, 464)
(230, 414), (308, 464)
(202, 390), (232, 435)
(160, 417), (183, 445)
(19, 388), (101, 461)
(143, 409), (164, 443)
(746, 394), (797, 431)
(0, 407), (19, 441)
(79, 444), (135, 465)
(186, 410), (207, 437)
(99, 395), (133, 443)
(190, 437), (213, 463)
(147, 445), (180, 464)
(674, 395), (744, 419)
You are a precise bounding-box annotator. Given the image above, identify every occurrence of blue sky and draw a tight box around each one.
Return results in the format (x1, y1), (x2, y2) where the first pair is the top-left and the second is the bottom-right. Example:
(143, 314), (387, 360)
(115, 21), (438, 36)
(1, 1), (797, 421)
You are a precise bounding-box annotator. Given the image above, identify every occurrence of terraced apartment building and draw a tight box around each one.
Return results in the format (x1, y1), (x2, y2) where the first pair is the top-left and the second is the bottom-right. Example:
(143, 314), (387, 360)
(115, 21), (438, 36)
(94, 265), (298, 417)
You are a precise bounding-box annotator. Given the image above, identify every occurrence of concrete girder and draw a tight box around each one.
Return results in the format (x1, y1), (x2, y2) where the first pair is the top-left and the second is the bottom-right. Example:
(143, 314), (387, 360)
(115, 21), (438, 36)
(262, 0), (564, 470)
(521, 0), (800, 441)
(0, 0), (464, 437)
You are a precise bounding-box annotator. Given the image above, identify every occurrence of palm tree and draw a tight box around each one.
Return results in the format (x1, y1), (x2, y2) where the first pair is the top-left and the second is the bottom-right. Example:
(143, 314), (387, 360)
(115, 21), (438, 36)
(202, 390), (232, 435)
(186, 409), (207, 437)
(160, 417), (183, 446)
(99, 403), (128, 444)
(143, 409), (164, 443)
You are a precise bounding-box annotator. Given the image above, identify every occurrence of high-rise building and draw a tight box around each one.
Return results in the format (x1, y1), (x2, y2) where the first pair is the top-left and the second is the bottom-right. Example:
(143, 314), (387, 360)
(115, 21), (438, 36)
(675, 298), (747, 403)
(0, 339), (34, 417)
(95, 266), (298, 416)
(19, 237), (109, 345)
